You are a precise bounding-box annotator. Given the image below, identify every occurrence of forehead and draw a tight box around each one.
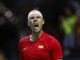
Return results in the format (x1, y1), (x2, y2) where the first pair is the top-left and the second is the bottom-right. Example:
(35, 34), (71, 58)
(30, 14), (42, 17)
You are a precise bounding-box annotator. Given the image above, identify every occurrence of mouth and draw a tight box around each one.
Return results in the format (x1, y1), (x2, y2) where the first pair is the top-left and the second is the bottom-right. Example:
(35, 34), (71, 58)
(34, 23), (39, 30)
(34, 24), (38, 27)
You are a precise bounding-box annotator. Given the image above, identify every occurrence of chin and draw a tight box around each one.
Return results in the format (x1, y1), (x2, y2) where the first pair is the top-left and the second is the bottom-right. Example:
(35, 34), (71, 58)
(34, 29), (41, 33)
(35, 30), (40, 33)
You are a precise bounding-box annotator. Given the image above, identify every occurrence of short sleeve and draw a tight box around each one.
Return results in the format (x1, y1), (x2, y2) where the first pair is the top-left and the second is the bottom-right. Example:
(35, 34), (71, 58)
(19, 39), (24, 60)
(52, 40), (63, 60)
(47, 37), (63, 60)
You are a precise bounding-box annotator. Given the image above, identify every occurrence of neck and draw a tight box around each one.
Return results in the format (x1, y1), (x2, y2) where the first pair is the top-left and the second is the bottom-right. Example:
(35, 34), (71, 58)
(31, 31), (43, 42)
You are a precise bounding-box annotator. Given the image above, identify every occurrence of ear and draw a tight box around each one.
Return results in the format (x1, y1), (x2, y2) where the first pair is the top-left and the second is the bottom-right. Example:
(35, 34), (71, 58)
(43, 19), (45, 24)
(27, 21), (30, 26)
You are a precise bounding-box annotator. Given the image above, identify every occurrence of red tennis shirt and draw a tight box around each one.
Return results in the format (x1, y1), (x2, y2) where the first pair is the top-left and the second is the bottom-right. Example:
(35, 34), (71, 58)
(19, 31), (63, 60)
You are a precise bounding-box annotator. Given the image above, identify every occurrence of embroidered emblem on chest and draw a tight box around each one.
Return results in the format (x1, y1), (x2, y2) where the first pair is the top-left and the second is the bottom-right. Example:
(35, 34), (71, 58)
(38, 45), (44, 49)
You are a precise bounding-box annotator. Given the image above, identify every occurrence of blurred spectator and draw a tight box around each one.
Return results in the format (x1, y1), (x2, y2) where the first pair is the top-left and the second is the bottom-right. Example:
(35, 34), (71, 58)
(70, 0), (80, 12)
(75, 11), (80, 48)
(59, 7), (77, 57)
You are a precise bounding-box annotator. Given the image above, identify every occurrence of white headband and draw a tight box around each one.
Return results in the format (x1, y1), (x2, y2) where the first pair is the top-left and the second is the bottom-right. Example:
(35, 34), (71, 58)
(28, 10), (43, 20)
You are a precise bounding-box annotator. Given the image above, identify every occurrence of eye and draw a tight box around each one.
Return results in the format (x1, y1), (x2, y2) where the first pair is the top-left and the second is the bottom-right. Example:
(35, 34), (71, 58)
(37, 16), (41, 18)
(30, 17), (34, 19)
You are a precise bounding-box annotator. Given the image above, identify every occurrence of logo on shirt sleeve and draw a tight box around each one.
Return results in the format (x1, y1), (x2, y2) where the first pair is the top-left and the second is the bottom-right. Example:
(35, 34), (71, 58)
(38, 45), (44, 48)
(22, 48), (27, 52)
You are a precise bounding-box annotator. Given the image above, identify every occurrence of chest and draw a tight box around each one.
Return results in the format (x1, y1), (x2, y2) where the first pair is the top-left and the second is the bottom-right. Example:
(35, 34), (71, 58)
(21, 40), (51, 60)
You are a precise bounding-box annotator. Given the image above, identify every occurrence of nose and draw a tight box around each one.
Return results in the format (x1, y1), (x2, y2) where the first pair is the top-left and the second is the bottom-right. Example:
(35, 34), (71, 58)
(34, 19), (37, 22)
(33, 17), (38, 22)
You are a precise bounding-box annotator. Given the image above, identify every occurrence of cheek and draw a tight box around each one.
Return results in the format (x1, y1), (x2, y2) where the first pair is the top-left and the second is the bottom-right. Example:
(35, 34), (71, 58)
(28, 21), (33, 27)
(41, 20), (44, 24)
(30, 21), (33, 24)
(39, 21), (44, 27)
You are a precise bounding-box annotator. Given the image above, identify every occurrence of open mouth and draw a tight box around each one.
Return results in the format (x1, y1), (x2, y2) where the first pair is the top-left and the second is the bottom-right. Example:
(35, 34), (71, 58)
(34, 24), (38, 27)
(34, 24), (39, 30)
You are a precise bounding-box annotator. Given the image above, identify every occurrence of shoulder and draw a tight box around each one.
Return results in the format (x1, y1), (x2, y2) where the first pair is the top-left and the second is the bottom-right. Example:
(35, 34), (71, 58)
(19, 35), (30, 50)
(44, 32), (61, 50)
(44, 32), (59, 44)
(19, 35), (30, 44)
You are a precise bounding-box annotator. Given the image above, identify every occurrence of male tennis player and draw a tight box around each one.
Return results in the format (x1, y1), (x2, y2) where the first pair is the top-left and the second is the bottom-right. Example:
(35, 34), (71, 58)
(19, 9), (63, 60)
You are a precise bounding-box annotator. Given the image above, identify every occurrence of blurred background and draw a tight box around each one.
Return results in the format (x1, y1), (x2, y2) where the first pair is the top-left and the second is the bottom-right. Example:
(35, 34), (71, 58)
(0, 0), (80, 60)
